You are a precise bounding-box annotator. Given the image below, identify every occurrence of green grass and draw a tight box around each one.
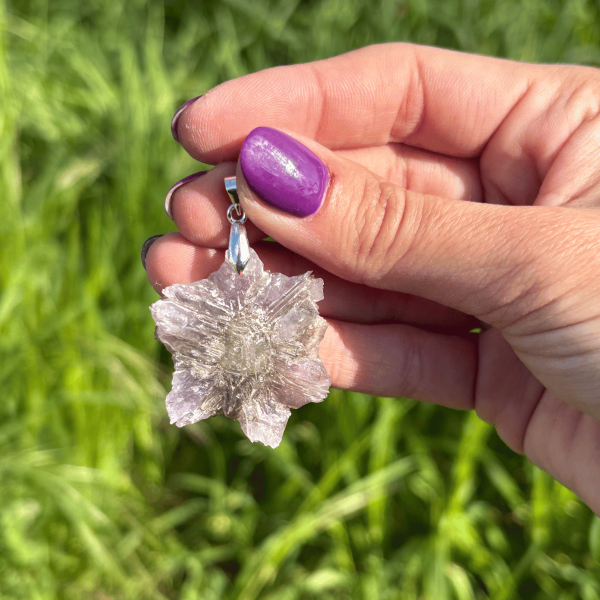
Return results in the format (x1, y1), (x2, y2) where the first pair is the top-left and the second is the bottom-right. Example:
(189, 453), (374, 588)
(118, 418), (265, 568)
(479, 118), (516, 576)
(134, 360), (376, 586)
(2, 0), (600, 597)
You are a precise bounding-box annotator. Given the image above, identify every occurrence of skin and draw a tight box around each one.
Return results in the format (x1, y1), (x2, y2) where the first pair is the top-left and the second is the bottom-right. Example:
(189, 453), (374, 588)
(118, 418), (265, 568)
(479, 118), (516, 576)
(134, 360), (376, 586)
(145, 43), (600, 514)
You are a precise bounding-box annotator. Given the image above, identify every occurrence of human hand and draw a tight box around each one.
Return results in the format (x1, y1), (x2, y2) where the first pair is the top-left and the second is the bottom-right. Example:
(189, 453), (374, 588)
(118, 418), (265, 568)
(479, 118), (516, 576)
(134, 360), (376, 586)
(144, 44), (600, 514)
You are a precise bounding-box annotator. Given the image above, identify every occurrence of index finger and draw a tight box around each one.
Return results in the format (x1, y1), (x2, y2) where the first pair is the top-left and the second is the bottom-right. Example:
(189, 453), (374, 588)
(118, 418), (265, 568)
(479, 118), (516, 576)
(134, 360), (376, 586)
(175, 43), (535, 163)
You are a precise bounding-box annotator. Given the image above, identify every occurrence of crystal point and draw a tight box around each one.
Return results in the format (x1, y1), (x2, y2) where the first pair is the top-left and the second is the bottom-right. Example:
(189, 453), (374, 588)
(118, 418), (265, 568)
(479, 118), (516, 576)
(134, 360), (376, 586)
(150, 249), (331, 447)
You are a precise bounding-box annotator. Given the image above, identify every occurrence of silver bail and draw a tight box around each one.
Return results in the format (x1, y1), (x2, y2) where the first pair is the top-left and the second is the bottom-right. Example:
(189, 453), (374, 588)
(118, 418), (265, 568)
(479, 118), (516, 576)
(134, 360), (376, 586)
(224, 177), (250, 275)
(224, 176), (242, 217)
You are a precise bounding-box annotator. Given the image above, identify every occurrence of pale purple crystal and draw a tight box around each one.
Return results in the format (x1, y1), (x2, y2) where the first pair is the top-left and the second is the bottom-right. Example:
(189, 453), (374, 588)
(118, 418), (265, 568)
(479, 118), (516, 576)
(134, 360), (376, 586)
(150, 249), (331, 448)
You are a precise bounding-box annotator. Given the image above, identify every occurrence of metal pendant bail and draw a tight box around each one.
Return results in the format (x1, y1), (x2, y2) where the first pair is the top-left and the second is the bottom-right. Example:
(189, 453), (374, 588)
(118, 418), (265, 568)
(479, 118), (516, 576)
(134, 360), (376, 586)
(224, 176), (244, 218)
(224, 177), (250, 275)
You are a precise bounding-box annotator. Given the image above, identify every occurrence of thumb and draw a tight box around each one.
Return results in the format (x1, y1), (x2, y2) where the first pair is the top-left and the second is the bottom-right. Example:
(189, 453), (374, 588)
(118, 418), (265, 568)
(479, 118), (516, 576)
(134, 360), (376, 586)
(237, 127), (597, 329)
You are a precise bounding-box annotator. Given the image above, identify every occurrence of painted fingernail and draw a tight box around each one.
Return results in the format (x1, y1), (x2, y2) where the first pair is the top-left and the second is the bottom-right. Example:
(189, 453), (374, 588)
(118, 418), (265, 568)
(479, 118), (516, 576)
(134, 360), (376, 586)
(240, 127), (329, 217)
(171, 96), (202, 143)
(141, 235), (163, 270)
(164, 171), (208, 220)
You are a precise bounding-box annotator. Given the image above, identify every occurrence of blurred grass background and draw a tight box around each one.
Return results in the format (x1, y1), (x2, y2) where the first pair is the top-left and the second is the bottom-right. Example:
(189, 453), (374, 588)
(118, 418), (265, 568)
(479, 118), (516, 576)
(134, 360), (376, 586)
(2, 0), (600, 598)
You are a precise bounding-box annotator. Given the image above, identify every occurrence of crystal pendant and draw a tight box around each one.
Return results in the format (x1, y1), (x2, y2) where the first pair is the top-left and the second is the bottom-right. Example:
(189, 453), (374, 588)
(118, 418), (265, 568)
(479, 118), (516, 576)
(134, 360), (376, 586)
(150, 177), (331, 447)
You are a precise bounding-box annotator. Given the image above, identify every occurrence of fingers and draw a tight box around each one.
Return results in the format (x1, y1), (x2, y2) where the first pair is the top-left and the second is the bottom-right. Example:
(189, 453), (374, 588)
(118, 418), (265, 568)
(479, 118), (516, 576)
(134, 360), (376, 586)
(168, 162), (266, 248)
(319, 319), (476, 410)
(479, 65), (600, 207)
(175, 43), (536, 162)
(337, 144), (482, 202)
(168, 145), (482, 250)
(145, 233), (476, 329)
(235, 127), (600, 330)
(176, 45), (600, 208)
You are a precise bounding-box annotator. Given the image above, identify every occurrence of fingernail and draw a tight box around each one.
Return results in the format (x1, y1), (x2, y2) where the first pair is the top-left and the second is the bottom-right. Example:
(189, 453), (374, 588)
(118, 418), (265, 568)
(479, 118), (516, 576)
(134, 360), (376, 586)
(171, 96), (202, 143)
(240, 127), (329, 217)
(141, 235), (163, 270)
(164, 171), (208, 220)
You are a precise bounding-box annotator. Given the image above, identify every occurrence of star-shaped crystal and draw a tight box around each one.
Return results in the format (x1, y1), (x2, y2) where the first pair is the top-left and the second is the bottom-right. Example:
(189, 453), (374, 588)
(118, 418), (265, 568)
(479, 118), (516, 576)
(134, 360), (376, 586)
(150, 249), (331, 448)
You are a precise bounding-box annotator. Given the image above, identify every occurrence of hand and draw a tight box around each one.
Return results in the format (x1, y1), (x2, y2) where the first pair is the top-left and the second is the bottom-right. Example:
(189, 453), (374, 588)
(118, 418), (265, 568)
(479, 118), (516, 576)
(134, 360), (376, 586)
(144, 43), (600, 514)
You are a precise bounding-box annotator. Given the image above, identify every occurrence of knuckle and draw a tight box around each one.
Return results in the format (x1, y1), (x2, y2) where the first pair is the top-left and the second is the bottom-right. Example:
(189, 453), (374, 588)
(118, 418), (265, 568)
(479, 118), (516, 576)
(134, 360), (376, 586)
(351, 177), (415, 283)
(556, 70), (600, 120)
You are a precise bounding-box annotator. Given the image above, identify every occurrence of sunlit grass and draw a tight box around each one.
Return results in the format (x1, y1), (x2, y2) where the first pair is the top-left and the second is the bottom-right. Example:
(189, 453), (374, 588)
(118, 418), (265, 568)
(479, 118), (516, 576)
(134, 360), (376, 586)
(2, 0), (600, 597)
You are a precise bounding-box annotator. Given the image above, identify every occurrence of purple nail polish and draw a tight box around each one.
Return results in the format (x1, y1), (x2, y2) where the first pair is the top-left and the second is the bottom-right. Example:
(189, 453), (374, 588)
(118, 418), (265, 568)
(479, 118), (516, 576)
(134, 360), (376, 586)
(171, 96), (202, 143)
(240, 127), (329, 217)
(141, 235), (163, 270)
(164, 171), (208, 220)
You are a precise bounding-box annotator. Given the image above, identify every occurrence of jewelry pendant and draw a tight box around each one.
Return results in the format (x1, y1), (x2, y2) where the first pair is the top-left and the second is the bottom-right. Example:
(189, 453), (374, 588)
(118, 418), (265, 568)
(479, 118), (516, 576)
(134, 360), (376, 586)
(150, 177), (331, 448)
